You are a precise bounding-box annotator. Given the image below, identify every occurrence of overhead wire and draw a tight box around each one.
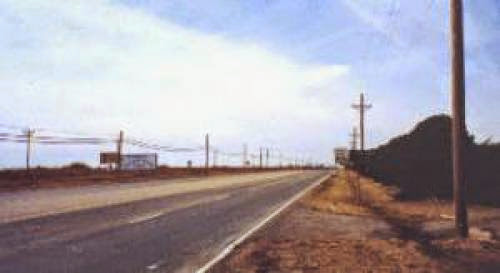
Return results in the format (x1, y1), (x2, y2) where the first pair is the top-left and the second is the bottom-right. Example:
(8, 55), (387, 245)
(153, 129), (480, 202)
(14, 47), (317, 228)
(1, 124), (299, 166)
(126, 138), (204, 153)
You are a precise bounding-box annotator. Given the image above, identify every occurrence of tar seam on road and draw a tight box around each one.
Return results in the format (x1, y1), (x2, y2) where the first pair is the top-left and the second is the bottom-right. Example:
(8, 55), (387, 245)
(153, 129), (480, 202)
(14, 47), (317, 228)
(195, 171), (334, 273)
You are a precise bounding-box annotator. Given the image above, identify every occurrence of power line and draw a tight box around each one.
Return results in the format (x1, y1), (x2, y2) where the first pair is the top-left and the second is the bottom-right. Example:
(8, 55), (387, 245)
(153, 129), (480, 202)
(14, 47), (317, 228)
(1, 127), (299, 168)
(0, 133), (113, 145)
(126, 138), (204, 153)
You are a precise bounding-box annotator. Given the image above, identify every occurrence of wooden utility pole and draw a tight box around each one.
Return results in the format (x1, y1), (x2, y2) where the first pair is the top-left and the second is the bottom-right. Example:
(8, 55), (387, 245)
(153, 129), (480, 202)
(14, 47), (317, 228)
(265, 148), (270, 168)
(117, 130), (124, 170)
(25, 128), (34, 172)
(350, 127), (359, 150)
(450, 0), (468, 238)
(205, 134), (210, 174)
(352, 93), (372, 151)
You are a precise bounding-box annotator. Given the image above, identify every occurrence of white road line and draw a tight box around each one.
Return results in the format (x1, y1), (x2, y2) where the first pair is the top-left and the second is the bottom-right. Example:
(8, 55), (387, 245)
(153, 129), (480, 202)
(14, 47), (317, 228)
(128, 193), (231, 226)
(146, 261), (162, 271)
(128, 212), (164, 224)
(195, 172), (333, 273)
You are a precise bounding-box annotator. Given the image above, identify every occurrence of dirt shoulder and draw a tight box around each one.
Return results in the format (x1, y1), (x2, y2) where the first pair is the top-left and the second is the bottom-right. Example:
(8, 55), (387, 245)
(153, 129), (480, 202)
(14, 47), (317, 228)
(0, 166), (311, 192)
(0, 171), (304, 224)
(211, 169), (500, 273)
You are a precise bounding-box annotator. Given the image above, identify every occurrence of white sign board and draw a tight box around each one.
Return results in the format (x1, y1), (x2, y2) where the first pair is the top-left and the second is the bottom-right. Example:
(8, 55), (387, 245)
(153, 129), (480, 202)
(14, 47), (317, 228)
(334, 148), (350, 165)
(121, 154), (158, 170)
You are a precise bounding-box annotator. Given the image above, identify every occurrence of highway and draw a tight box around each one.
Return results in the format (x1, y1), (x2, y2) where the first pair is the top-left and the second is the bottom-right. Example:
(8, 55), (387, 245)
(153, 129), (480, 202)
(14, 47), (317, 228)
(0, 170), (329, 273)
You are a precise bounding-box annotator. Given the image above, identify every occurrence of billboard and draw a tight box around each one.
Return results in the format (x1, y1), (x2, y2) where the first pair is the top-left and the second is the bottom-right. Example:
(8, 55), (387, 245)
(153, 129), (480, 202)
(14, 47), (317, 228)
(100, 152), (119, 164)
(121, 153), (158, 170)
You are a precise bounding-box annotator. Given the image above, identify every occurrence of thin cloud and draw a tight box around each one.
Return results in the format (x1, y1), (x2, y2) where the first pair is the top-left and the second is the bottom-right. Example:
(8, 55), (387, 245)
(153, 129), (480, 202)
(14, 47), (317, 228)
(0, 0), (352, 166)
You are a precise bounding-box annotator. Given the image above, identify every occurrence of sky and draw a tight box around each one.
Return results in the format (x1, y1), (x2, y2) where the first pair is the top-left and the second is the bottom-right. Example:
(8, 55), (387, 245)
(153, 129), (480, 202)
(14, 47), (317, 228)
(0, 0), (499, 168)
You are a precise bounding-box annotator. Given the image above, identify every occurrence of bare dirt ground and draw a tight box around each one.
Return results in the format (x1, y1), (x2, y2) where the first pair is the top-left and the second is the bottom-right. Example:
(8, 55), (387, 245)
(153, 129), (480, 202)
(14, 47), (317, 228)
(0, 166), (311, 192)
(211, 169), (500, 273)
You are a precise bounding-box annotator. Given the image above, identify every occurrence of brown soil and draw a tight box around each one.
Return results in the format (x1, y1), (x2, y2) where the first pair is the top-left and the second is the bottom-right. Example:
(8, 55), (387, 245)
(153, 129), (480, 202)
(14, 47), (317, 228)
(211, 169), (500, 273)
(0, 166), (315, 192)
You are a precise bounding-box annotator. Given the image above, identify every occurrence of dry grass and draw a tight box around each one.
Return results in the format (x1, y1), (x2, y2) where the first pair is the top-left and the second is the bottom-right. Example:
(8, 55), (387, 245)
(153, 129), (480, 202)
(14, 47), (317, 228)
(221, 238), (440, 273)
(213, 169), (500, 273)
(302, 169), (394, 216)
(303, 169), (461, 223)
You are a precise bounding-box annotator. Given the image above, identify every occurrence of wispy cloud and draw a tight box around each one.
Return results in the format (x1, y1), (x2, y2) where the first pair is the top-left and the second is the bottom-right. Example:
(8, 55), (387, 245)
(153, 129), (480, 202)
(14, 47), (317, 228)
(1, 0), (499, 167)
(341, 0), (500, 142)
(0, 0), (353, 166)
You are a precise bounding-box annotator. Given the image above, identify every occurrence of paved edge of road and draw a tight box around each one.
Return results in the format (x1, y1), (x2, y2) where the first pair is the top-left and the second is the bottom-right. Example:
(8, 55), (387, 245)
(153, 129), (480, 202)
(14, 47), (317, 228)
(0, 171), (302, 225)
(195, 171), (334, 273)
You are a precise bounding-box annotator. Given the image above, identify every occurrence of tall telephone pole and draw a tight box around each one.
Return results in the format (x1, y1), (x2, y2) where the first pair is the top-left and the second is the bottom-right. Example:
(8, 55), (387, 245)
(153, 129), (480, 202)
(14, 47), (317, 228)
(205, 134), (210, 174)
(351, 93), (372, 151)
(25, 128), (34, 172)
(117, 130), (124, 170)
(350, 127), (359, 150)
(265, 148), (270, 168)
(450, 0), (468, 238)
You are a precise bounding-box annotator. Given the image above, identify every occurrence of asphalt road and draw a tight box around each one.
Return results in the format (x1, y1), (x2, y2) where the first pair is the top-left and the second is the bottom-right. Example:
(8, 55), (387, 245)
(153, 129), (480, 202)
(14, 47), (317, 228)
(0, 170), (329, 273)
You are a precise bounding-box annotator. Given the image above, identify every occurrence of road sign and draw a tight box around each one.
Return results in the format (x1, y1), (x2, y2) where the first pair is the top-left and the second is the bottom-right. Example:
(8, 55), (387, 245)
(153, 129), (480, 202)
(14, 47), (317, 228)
(334, 148), (350, 166)
(100, 152), (119, 164)
(121, 154), (158, 170)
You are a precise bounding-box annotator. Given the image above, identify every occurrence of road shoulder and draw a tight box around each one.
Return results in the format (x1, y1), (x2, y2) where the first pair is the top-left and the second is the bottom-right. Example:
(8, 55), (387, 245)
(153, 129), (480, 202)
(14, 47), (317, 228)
(0, 171), (302, 224)
(210, 170), (500, 273)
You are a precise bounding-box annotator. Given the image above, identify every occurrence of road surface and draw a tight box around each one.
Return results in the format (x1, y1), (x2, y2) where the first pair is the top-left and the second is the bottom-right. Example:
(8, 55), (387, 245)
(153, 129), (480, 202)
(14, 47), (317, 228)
(0, 170), (329, 273)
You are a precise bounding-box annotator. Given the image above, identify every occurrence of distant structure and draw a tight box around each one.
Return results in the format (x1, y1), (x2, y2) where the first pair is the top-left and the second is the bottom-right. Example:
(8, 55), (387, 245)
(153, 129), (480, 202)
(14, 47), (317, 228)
(350, 127), (358, 151)
(100, 152), (158, 170)
(334, 147), (350, 166)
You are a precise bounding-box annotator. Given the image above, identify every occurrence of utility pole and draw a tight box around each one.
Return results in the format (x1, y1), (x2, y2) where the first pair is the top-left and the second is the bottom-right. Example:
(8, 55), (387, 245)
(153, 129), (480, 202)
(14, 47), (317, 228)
(352, 93), (372, 151)
(259, 147), (263, 169)
(265, 148), (270, 168)
(25, 128), (34, 172)
(205, 134), (210, 174)
(350, 127), (359, 150)
(450, 0), (468, 238)
(117, 130), (124, 171)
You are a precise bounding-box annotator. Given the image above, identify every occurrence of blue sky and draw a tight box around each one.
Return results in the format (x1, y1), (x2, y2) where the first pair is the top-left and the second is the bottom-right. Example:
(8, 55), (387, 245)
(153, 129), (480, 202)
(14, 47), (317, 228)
(0, 0), (499, 167)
